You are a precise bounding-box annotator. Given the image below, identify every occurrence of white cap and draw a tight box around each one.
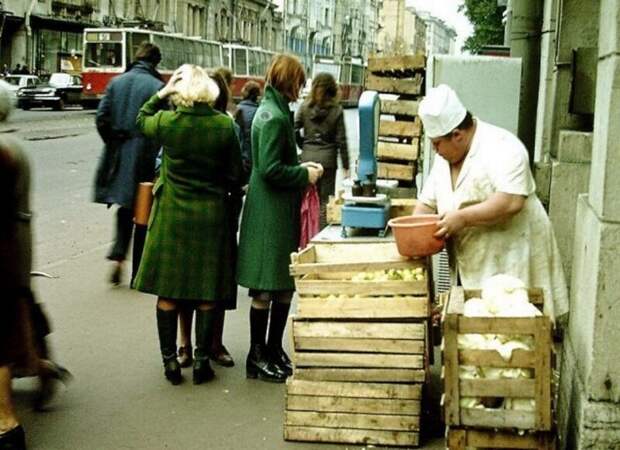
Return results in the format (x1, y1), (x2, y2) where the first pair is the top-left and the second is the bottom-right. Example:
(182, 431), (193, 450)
(418, 84), (467, 138)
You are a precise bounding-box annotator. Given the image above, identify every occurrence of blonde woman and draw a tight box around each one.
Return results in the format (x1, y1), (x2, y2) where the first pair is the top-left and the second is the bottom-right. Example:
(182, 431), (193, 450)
(134, 65), (243, 385)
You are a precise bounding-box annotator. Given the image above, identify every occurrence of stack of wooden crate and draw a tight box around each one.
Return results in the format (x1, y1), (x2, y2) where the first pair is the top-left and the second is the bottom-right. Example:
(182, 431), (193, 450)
(365, 54), (426, 191)
(442, 287), (556, 449)
(284, 242), (431, 447)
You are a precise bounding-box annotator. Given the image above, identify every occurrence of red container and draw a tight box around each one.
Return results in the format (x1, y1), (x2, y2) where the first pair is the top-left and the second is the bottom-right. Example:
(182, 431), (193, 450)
(388, 215), (445, 257)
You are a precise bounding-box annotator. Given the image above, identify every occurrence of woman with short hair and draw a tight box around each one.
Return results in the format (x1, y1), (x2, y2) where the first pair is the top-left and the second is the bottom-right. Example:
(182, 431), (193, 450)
(237, 54), (323, 383)
(134, 64), (243, 386)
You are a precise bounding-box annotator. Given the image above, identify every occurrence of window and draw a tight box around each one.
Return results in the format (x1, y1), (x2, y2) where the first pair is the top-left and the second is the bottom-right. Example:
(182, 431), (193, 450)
(248, 50), (259, 76)
(351, 64), (364, 85)
(84, 42), (122, 68)
(127, 32), (150, 64)
(233, 48), (247, 76)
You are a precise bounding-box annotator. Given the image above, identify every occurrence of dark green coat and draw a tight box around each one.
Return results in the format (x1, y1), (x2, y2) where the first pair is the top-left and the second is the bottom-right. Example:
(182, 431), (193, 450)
(134, 94), (243, 302)
(237, 85), (309, 291)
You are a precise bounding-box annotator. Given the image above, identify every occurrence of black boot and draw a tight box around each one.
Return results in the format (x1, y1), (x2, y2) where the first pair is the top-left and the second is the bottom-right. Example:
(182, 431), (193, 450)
(156, 308), (182, 385)
(247, 306), (286, 382)
(267, 301), (293, 376)
(193, 308), (215, 385)
(0, 425), (26, 450)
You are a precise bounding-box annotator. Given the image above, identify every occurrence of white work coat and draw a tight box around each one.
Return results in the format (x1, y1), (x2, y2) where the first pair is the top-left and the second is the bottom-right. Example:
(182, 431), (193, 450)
(419, 120), (568, 321)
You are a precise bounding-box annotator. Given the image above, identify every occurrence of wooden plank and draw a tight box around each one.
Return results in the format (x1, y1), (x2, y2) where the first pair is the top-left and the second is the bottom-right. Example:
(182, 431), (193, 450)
(447, 428), (467, 450)
(443, 313), (460, 426)
(290, 259), (416, 276)
(293, 368), (426, 383)
(285, 411), (420, 432)
(290, 245), (316, 266)
(380, 99), (420, 116)
(293, 321), (426, 340)
(447, 286), (465, 315)
(534, 315), (553, 431)
(377, 161), (415, 181)
(366, 75), (423, 95)
(296, 296), (429, 319)
(295, 277), (427, 296)
(368, 54), (426, 72)
(311, 241), (420, 263)
(284, 425), (419, 446)
(294, 351), (424, 369)
(460, 408), (536, 429)
(458, 317), (539, 334)
(459, 349), (536, 368)
(379, 119), (422, 138)
(460, 379), (535, 398)
(286, 379), (423, 399)
(287, 393), (421, 414)
(465, 429), (545, 449)
(294, 337), (425, 354)
(377, 140), (419, 161)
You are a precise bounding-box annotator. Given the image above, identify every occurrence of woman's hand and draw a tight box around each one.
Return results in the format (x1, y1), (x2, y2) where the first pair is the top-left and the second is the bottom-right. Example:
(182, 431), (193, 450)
(435, 210), (467, 239)
(157, 70), (183, 99)
(307, 166), (323, 185)
(301, 162), (324, 180)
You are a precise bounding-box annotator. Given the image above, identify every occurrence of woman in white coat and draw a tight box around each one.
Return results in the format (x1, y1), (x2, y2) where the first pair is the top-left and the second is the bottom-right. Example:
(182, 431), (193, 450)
(414, 85), (568, 326)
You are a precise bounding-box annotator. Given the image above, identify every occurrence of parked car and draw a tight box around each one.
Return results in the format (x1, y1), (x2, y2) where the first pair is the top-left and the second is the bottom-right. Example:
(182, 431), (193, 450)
(2, 74), (41, 98)
(17, 73), (82, 110)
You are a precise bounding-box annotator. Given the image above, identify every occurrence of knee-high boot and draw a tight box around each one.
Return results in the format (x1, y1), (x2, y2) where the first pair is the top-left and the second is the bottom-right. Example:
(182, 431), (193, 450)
(246, 306), (286, 383)
(156, 308), (181, 385)
(267, 301), (293, 376)
(193, 308), (215, 385)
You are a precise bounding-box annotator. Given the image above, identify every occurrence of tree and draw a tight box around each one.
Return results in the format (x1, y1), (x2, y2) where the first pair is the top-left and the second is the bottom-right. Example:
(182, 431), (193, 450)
(459, 0), (505, 53)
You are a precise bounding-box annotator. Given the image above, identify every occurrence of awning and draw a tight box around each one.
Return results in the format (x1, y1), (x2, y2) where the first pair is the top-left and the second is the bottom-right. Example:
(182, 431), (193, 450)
(30, 14), (100, 33)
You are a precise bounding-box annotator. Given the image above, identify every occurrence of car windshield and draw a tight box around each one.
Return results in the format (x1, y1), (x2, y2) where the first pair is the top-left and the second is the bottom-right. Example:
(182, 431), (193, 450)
(85, 42), (123, 68)
(49, 73), (71, 87)
(4, 77), (21, 86)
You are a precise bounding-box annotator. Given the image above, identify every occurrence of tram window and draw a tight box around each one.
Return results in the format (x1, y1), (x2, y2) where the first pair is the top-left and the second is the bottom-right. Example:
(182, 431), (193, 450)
(233, 48), (247, 76)
(196, 42), (205, 67)
(127, 32), (150, 64)
(207, 44), (217, 67)
(84, 42), (122, 68)
(351, 65), (364, 85)
(248, 50), (259, 76)
(340, 63), (351, 84)
(154, 35), (173, 70)
(213, 44), (223, 67)
(222, 47), (230, 69)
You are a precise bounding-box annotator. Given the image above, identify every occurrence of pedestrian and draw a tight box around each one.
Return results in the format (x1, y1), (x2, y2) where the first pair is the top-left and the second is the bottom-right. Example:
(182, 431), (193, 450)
(13, 64), (21, 75)
(414, 84), (568, 326)
(134, 64), (243, 386)
(235, 80), (261, 182)
(0, 84), (70, 450)
(295, 72), (350, 228)
(20, 65), (29, 75)
(237, 54), (323, 383)
(93, 42), (164, 286)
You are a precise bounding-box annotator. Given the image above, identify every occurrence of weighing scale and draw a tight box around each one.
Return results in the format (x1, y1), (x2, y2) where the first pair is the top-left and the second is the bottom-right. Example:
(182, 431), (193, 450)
(341, 91), (391, 238)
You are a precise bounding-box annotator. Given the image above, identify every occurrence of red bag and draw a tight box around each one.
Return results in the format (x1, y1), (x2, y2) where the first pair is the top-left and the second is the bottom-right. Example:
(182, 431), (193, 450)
(299, 184), (320, 249)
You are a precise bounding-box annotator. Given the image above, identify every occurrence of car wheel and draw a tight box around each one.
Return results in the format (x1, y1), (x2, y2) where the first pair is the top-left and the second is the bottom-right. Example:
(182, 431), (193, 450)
(53, 98), (65, 111)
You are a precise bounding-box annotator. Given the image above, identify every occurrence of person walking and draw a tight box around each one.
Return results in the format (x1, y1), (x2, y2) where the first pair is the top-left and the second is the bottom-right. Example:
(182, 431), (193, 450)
(295, 73), (349, 229)
(237, 54), (323, 383)
(134, 65), (243, 386)
(93, 42), (164, 286)
(235, 81), (261, 182)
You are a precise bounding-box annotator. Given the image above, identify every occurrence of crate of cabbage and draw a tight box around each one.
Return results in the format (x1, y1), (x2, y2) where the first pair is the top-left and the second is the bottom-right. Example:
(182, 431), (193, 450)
(442, 278), (554, 434)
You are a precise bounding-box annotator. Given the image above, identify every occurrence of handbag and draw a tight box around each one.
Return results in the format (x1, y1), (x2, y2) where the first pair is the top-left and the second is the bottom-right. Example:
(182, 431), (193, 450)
(134, 181), (154, 225)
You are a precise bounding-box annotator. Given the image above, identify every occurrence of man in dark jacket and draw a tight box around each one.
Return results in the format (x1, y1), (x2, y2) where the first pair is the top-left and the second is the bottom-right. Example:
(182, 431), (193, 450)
(93, 42), (164, 286)
(234, 81), (261, 183)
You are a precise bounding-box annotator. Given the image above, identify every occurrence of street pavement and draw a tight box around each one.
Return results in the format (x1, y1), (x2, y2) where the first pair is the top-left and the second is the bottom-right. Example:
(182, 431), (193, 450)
(7, 107), (445, 450)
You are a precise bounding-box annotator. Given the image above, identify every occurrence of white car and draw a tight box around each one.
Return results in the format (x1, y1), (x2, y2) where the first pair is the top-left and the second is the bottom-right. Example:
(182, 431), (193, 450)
(2, 75), (40, 97)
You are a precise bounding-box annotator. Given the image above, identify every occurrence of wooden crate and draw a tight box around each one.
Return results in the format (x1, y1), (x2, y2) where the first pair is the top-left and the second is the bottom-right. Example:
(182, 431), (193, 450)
(447, 427), (556, 449)
(326, 192), (416, 225)
(285, 379), (421, 447)
(442, 287), (553, 431)
(366, 73), (424, 96)
(377, 139), (419, 161)
(378, 161), (416, 181)
(368, 54), (426, 74)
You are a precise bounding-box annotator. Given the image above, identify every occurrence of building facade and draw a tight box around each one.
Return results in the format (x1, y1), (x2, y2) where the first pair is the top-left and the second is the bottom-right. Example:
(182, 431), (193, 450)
(376, 0), (426, 56)
(0, 0), (283, 76)
(417, 10), (456, 55)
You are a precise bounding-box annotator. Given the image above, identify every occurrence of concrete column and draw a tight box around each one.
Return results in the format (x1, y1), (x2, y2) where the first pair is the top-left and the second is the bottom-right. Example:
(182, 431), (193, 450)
(558, 0), (620, 447)
(11, 27), (27, 67)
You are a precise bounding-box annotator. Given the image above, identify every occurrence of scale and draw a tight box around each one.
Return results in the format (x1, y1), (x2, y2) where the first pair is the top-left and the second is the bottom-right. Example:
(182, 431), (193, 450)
(341, 90), (391, 238)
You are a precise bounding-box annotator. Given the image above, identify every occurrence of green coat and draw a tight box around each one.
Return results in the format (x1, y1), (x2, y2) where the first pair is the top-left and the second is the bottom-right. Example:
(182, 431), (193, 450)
(134, 94), (243, 302)
(237, 85), (309, 291)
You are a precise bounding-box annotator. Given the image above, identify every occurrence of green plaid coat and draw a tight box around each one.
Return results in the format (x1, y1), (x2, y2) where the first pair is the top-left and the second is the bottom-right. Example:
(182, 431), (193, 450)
(134, 94), (243, 302)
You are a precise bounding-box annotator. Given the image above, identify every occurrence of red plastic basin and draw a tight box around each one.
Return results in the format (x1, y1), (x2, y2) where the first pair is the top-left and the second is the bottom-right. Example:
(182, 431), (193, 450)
(388, 214), (445, 258)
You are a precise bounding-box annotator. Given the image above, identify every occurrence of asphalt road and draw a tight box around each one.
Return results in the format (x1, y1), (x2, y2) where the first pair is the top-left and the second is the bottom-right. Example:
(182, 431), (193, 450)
(8, 108), (443, 450)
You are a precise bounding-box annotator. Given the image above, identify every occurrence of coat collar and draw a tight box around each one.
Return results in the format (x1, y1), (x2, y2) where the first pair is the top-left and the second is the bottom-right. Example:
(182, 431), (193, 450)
(263, 85), (290, 115)
(176, 103), (218, 116)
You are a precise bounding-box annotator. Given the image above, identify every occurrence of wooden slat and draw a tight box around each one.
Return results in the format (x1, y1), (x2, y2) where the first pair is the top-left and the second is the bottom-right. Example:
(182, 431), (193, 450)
(290, 260), (415, 276)
(366, 74), (423, 95)
(287, 393), (421, 414)
(377, 162), (415, 181)
(443, 313), (460, 426)
(296, 295), (429, 319)
(458, 317), (538, 334)
(293, 321), (426, 340)
(447, 286), (465, 315)
(379, 119), (422, 138)
(368, 55), (426, 72)
(312, 242), (408, 262)
(459, 349), (536, 368)
(460, 408), (536, 430)
(284, 425), (419, 446)
(293, 368), (426, 383)
(465, 429), (547, 449)
(290, 245), (316, 265)
(295, 277), (427, 296)
(460, 379), (535, 397)
(287, 379), (422, 399)
(377, 140), (419, 161)
(447, 428), (467, 450)
(295, 352), (424, 369)
(380, 99), (420, 116)
(295, 337), (425, 354)
(534, 316), (553, 430)
(285, 411), (420, 431)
